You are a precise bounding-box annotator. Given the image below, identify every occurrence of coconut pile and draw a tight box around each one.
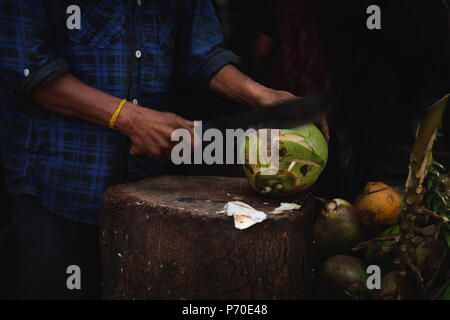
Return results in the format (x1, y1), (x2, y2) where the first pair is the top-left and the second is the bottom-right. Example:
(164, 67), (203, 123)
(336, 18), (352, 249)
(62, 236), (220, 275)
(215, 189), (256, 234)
(314, 179), (449, 300)
(239, 122), (449, 299)
(313, 183), (403, 300)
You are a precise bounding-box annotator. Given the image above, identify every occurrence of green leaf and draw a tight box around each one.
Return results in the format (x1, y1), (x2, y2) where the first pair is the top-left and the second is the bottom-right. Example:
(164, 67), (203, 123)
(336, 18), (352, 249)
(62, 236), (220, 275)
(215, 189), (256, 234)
(432, 202), (440, 214)
(358, 268), (369, 283)
(435, 177), (445, 186)
(439, 281), (450, 300)
(427, 179), (433, 192)
(433, 190), (447, 206)
(426, 248), (447, 288)
(433, 161), (446, 171)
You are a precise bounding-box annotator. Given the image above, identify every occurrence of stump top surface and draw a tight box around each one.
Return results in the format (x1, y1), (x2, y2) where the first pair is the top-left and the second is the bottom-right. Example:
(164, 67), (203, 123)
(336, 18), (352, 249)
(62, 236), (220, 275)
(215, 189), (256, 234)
(104, 175), (313, 219)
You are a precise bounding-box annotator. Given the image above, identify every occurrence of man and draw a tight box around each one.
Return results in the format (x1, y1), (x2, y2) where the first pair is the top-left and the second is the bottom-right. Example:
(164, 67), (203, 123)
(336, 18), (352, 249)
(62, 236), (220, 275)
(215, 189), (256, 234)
(0, 1), (298, 299)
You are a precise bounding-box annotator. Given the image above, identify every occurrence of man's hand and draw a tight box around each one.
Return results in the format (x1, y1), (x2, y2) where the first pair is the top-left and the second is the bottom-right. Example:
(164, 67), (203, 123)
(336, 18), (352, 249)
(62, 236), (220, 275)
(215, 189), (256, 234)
(210, 65), (330, 140)
(255, 88), (297, 108)
(33, 73), (193, 162)
(116, 103), (194, 161)
(210, 65), (297, 109)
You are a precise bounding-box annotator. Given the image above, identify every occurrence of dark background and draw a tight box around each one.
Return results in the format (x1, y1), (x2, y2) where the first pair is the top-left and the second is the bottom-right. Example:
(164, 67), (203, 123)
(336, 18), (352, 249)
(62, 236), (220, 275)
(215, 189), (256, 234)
(171, 0), (450, 199)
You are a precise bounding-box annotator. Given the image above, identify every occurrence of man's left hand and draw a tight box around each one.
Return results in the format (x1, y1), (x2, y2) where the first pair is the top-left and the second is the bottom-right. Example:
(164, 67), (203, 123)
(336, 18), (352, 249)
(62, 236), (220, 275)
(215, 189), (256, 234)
(209, 65), (330, 141)
(256, 88), (297, 108)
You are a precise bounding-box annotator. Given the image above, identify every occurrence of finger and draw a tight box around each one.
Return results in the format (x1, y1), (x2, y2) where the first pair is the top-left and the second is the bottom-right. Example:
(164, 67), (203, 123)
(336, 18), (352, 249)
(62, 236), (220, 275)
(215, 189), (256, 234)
(192, 130), (201, 150)
(151, 132), (173, 162)
(177, 120), (194, 134)
(315, 117), (329, 143)
(324, 131), (330, 143)
(322, 119), (330, 143)
(184, 120), (194, 128)
(322, 125), (330, 143)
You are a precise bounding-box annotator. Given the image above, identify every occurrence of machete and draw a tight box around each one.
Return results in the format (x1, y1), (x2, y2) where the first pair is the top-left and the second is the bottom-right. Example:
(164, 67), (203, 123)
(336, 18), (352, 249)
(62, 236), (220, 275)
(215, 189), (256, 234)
(203, 91), (333, 132)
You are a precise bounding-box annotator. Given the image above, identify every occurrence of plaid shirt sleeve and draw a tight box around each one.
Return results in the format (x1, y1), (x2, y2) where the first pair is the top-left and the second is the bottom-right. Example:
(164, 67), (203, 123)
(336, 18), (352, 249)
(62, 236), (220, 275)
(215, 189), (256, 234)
(175, 0), (241, 91)
(0, 0), (69, 96)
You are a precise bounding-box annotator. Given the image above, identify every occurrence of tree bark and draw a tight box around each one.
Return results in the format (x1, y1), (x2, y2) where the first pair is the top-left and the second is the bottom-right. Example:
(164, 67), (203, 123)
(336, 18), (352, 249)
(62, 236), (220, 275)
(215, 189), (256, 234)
(100, 175), (316, 300)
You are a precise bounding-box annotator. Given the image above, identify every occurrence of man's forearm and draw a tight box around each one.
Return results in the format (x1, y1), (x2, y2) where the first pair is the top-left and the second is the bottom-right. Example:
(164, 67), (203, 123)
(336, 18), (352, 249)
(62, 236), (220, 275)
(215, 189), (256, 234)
(33, 73), (137, 135)
(209, 65), (267, 108)
(209, 64), (296, 109)
(32, 72), (194, 159)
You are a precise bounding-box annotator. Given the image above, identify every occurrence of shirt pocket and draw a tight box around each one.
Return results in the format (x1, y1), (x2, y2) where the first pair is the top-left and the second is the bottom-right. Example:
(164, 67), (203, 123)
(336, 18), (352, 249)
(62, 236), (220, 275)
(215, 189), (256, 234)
(158, 0), (177, 56)
(67, 0), (125, 49)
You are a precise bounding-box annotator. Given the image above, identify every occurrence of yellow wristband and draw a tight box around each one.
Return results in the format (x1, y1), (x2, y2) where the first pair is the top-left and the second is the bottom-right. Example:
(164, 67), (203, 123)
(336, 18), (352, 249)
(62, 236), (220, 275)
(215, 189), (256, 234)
(109, 99), (127, 129)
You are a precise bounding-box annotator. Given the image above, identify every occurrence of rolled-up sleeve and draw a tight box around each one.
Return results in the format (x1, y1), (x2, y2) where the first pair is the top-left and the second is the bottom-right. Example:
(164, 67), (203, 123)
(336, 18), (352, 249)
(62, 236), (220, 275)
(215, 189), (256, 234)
(176, 0), (242, 92)
(0, 0), (69, 96)
(193, 47), (242, 93)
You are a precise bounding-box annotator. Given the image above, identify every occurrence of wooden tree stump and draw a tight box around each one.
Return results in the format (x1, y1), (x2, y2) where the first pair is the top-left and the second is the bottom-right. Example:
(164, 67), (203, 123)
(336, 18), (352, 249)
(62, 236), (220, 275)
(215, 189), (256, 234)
(100, 175), (316, 299)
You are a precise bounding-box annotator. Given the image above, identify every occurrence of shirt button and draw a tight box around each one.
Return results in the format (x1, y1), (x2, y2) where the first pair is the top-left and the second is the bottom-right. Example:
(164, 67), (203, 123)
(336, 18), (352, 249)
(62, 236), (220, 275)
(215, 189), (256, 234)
(24, 69), (30, 77)
(132, 99), (138, 105)
(135, 50), (142, 59)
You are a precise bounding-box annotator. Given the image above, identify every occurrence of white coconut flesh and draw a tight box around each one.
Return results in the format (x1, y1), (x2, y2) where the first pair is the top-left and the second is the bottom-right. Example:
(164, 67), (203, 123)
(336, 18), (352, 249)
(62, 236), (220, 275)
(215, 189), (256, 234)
(287, 158), (322, 172)
(275, 134), (313, 151)
(333, 198), (352, 207)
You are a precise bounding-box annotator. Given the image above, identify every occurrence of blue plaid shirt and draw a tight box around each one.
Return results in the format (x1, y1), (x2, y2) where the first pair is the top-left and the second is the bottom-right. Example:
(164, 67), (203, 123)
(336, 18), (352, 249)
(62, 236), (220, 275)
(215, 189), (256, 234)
(0, 0), (240, 224)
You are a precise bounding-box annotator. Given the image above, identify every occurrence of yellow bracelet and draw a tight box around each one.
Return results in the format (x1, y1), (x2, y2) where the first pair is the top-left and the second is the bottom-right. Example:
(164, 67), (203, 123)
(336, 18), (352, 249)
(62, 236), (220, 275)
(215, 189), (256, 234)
(109, 99), (127, 129)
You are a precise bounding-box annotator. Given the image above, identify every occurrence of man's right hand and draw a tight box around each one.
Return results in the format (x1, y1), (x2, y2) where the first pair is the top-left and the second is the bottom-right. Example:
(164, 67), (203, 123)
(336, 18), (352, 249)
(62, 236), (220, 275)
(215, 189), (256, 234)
(117, 102), (194, 162)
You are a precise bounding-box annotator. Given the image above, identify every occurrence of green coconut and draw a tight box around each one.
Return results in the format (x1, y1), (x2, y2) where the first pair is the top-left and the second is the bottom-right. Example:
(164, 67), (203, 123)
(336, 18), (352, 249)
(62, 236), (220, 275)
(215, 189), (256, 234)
(322, 255), (368, 299)
(374, 272), (401, 300)
(242, 124), (328, 196)
(314, 199), (363, 257)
